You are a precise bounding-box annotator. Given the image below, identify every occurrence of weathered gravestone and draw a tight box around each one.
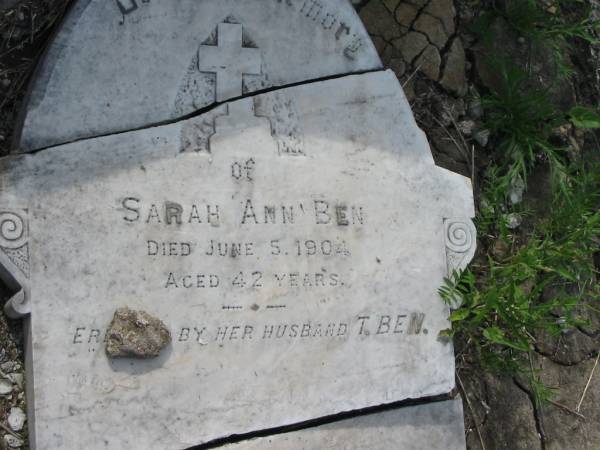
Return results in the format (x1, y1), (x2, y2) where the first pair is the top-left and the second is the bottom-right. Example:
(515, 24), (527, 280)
(0, 1), (476, 449)
(14, 0), (381, 152)
(221, 398), (467, 449)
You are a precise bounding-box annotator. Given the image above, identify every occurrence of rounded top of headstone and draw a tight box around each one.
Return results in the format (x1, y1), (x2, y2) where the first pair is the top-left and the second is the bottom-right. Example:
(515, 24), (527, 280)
(14, 0), (381, 152)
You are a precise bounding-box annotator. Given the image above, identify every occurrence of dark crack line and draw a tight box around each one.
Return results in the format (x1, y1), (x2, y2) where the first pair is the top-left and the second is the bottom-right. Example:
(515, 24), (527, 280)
(456, 366), (492, 428)
(513, 376), (547, 450)
(383, 0), (435, 44)
(14, 67), (385, 156)
(406, 0), (435, 35)
(415, 28), (443, 52)
(368, 32), (396, 49)
(353, 0), (371, 14)
(533, 345), (599, 367)
(437, 33), (459, 82)
(379, 0), (460, 86)
(184, 392), (455, 450)
(576, 324), (600, 339)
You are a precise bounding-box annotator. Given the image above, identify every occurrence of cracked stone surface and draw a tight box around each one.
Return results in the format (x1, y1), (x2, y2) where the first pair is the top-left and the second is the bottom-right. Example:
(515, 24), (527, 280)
(359, 0), (466, 95)
(220, 398), (467, 449)
(105, 307), (171, 359)
(361, 0), (408, 40)
(15, 0), (382, 153)
(424, 0), (456, 35)
(535, 326), (599, 366)
(531, 354), (600, 450)
(393, 32), (429, 63)
(440, 37), (467, 96)
(416, 44), (442, 81)
(458, 291), (600, 450)
(396, 3), (420, 28)
(414, 13), (448, 49)
(461, 370), (543, 450)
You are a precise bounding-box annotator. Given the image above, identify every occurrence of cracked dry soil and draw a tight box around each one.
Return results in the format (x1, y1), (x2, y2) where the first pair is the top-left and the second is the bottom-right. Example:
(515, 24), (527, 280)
(0, 0), (599, 449)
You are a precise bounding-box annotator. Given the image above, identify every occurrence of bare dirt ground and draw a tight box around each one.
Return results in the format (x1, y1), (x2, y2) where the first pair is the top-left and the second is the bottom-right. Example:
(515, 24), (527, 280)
(0, 1), (598, 449)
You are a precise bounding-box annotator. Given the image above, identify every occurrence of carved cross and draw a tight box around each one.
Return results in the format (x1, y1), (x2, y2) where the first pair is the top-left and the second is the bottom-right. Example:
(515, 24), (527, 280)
(198, 23), (261, 103)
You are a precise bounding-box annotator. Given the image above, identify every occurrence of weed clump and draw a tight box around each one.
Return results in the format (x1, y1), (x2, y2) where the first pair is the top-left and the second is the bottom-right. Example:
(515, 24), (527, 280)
(442, 0), (600, 404)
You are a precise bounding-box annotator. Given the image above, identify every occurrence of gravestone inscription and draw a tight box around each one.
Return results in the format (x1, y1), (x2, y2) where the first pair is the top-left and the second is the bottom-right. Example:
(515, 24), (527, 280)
(0, 1), (476, 449)
(1, 69), (475, 449)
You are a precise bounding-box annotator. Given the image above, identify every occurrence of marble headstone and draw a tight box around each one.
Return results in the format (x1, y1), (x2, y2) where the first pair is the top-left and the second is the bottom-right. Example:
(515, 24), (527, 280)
(222, 398), (467, 450)
(14, 0), (381, 152)
(2, 69), (475, 449)
(0, 1), (476, 449)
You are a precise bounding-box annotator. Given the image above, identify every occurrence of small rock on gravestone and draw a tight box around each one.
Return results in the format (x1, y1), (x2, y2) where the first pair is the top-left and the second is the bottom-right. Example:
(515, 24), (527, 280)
(105, 307), (171, 358)
(0, 69), (475, 450)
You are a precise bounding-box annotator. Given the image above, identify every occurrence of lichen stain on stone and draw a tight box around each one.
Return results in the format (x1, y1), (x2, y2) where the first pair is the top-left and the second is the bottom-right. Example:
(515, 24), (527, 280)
(105, 307), (171, 359)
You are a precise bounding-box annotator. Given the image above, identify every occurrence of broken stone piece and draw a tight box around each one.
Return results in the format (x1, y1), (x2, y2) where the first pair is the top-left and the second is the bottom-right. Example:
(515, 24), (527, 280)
(360, 0), (407, 41)
(3, 434), (23, 448)
(440, 38), (467, 96)
(505, 213), (523, 230)
(7, 407), (25, 432)
(393, 32), (428, 64)
(473, 129), (491, 147)
(414, 13), (448, 49)
(416, 45), (442, 81)
(395, 2), (419, 28)
(508, 175), (526, 205)
(424, 0), (456, 36)
(105, 307), (171, 359)
(0, 379), (12, 395)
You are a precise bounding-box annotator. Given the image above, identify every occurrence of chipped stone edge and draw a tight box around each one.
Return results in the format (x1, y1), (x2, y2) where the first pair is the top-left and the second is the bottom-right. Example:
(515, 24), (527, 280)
(0, 208), (31, 318)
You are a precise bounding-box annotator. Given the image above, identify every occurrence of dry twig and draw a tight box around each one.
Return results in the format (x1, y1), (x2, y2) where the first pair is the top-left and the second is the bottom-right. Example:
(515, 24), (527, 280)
(548, 399), (586, 420)
(457, 372), (487, 450)
(576, 352), (600, 413)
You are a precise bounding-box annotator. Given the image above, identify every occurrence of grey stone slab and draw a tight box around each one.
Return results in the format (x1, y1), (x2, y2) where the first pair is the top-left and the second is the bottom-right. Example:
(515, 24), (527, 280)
(224, 398), (467, 450)
(15, 0), (381, 152)
(0, 70), (475, 449)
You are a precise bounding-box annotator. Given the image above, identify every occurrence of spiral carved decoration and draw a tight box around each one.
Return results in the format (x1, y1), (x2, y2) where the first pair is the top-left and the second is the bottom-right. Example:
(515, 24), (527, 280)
(0, 212), (27, 249)
(444, 218), (477, 281)
(445, 220), (474, 254)
(0, 209), (30, 316)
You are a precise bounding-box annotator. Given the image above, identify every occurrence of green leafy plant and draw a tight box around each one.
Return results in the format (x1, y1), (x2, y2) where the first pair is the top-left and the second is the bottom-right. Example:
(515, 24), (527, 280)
(441, 164), (600, 378)
(471, 0), (600, 196)
(502, 0), (600, 76)
(481, 59), (567, 190)
(448, 0), (600, 406)
(569, 106), (600, 129)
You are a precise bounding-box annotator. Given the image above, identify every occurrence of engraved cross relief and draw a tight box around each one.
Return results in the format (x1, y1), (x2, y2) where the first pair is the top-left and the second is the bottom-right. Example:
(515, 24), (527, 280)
(198, 23), (262, 102)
